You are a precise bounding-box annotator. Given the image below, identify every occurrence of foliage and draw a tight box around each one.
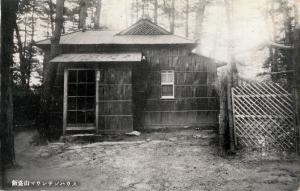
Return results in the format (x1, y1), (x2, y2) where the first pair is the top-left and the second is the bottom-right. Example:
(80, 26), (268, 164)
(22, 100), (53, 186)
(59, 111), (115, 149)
(263, 0), (296, 89)
(13, 86), (41, 129)
(14, 0), (44, 89)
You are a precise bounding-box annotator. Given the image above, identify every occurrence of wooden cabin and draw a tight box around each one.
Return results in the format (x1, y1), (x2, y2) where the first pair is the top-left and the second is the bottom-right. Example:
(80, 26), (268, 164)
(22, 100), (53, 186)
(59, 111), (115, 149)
(36, 19), (221, 138)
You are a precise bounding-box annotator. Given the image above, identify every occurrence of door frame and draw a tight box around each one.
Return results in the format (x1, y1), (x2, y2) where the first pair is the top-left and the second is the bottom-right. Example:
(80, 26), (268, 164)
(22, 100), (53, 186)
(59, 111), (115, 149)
(63, 68), (100, 136)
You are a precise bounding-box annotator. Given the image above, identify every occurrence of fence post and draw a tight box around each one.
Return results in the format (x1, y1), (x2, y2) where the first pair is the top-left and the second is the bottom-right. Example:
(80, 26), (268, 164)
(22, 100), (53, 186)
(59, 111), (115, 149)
(227, 80), (235, 152)
(295, 76), (300, 155)
(293, 28), (300, 155)
(295, 58), (300, 155)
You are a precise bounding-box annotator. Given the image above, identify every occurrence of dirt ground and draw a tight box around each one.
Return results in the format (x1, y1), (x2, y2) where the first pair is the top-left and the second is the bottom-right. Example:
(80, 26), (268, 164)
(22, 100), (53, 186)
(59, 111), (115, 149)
(4, 129), (300, 191)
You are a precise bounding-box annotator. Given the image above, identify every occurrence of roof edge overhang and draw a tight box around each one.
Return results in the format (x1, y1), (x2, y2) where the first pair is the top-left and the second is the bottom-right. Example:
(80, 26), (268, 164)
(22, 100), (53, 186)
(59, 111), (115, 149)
(36, 43), (198, 51)
(49, 52), (142, 63)
(190, 52), (227, 68)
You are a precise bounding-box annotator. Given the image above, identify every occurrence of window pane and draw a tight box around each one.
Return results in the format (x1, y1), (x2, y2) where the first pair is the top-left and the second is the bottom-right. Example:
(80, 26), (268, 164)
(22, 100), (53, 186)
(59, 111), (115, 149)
(68, 84), (77, 96)
(77, 97), (85, 110)
(67, 111), (76, 124)
(78, 70), (86, 83)
(77, 84), (86, 96)
(87, 84), (95, 96)
(161, 71), (174, 83)
(77, 111), (85, 123)
(66, 69), (96, 125)
(68, 97), (77, 110)
(86, 111), (95, 123)
(162, 85), (173, 97)
(68, 70), (77, 83)
(86, 70), (95, 82)
(86, 97), (95, 110)
(161, 73), (167, 83)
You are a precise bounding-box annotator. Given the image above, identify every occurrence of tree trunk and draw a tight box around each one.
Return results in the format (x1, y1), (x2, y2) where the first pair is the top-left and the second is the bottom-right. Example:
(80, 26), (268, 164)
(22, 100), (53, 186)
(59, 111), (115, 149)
(49, 0), (55, 36)
(218, 76), (228, 155)
(14, 22), (27, 89)
(162, 0), (172, 31)
(194, 0), (206, 45)
(170, 0), (175, 34)
(283, 5), (294, 91)
(78, 0), (87, 29)
(1, 0), (19, 169)
(26, 0), (36, 89)
(224, 0), (238, 152)
(136, 0), (139, 20)
(154, 0), (158, 24)
(185, 0), (189, 37)
(39, 0), (64, 140)
(142, 0), (145, 17)
(94, 0), (102, 29)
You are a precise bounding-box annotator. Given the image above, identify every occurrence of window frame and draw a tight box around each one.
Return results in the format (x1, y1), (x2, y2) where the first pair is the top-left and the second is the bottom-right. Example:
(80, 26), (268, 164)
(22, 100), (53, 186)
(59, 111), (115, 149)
(63, 68), (100, 135)
(161, 70), (175, 99)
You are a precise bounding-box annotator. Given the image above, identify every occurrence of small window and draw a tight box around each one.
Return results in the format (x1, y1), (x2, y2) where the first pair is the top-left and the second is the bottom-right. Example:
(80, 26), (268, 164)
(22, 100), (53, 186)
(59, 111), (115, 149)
(161, 70), (175, 99)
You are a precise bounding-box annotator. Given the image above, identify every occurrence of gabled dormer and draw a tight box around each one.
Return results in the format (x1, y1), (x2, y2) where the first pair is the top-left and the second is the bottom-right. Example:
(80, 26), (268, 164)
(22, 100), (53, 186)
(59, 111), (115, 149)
(117, 18), (171, 35)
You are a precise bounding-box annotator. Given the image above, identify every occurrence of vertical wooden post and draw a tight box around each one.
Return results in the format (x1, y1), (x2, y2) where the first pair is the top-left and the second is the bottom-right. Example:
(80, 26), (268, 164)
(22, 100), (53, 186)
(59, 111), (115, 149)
(95, 70), (100, 134)
(294, 28), (300, 154)
(63, 69), (68, 137)
(227, 76), (235, 152)
(292, 2), (299, 153)
(225, 0), (238, 152)
(231, 88), (237, 146)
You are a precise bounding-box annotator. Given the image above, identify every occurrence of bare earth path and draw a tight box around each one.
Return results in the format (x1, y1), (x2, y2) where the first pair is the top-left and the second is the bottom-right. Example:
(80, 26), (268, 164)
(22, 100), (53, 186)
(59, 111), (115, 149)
(4, 130), (300, 191)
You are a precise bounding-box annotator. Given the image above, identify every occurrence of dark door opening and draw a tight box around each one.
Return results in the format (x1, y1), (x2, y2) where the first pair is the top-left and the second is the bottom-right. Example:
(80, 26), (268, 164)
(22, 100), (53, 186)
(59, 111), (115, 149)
(66, 69), (96, 129)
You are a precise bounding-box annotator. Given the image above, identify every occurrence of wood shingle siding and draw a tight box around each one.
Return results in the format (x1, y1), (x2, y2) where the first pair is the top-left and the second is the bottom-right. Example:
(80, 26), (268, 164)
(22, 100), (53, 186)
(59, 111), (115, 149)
(132, 48), (218, 130)
(97, 66), (133, 133)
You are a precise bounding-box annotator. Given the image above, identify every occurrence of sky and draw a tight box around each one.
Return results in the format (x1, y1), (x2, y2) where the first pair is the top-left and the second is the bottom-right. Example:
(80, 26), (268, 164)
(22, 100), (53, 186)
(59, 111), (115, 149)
(99, 0), (271, 79)
(30, 0), (300, 84)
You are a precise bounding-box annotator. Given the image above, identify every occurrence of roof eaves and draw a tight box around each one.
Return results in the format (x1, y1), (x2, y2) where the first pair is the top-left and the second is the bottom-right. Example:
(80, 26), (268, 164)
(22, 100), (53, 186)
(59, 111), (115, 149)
(190, 52), (227, 67)
(35, 30), (88, 45)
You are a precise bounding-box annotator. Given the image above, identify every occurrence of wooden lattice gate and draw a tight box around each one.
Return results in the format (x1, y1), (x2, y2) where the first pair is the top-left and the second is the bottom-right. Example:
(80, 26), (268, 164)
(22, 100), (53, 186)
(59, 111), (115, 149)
(232, 82), (297, 151)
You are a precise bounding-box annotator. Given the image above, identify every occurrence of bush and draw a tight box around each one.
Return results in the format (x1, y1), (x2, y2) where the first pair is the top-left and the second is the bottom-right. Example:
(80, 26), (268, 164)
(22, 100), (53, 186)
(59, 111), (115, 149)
(13, 86), (41, 130)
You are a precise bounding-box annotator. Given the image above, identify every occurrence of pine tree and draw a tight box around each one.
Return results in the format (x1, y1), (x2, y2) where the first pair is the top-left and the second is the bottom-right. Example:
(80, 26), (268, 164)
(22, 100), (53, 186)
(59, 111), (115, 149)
(194, 0), (207, 43)
(39, 0), (65, 140)
(1, 0), (19, 168)
(78, 0), (87, 29)
(14, 0), (41, 90)
(94, 0), (102, 29)
(185, 0), (189, 37)
(263, 0), (296, 89)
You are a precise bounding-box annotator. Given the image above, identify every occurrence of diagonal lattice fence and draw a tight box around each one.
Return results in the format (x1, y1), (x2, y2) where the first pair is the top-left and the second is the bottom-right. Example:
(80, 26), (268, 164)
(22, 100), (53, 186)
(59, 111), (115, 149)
(232, 82), (296, 151)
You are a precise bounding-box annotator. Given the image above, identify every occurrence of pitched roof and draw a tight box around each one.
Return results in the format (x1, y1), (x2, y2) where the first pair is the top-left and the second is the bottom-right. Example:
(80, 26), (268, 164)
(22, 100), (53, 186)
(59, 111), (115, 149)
(117, 19), (171, 35)
(36, 19), (195, 47)
(49, 52), (142, 63)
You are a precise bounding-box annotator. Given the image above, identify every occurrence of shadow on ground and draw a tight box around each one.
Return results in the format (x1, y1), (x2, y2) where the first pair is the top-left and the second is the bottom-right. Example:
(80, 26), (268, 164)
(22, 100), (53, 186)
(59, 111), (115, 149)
(4, 129), (300, 191)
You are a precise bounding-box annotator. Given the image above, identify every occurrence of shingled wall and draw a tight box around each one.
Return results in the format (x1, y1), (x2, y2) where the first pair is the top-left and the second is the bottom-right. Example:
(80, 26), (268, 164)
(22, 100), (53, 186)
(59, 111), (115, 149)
(133, 47), (219, 130)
